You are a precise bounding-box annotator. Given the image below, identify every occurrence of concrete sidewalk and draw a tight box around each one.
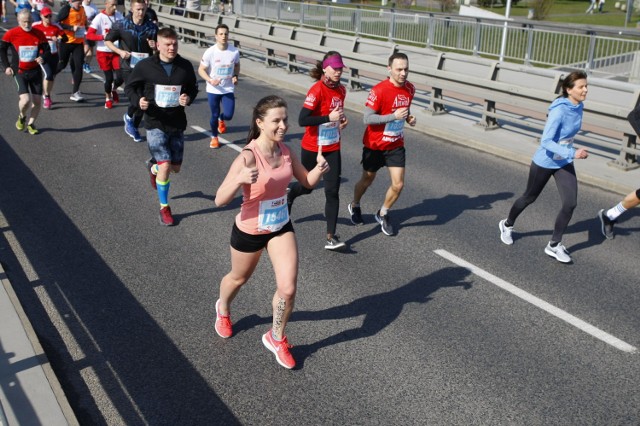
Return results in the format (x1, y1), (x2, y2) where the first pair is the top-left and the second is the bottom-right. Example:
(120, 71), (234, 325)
(0, 263), (78, 426)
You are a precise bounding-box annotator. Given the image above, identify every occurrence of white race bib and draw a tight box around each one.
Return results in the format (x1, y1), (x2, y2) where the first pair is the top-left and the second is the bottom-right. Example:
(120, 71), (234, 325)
(215, 63), (233, 78)
(130, 51), (149, 68)
(553, 138), (574, 161)
(383, 119), (405, 138)
(154, 84), (181, 108)
(318, 121), (340, 146)
(18, 45), (38, 62)
(47, 39), (58, 54)
(257, 195), (289, 232)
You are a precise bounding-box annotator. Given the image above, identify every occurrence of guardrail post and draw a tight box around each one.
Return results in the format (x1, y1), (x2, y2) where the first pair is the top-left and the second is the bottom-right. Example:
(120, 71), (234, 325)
(524, 24), (533, 66)
(287, 27), (299, 73)
(389, 10), (395, 41)
(473, 18), (480, 57)
(427, 52), (446, 115)
(348, 37), (364, 91)
(475, 62), (500, 130)
(586, 31), (596, 74)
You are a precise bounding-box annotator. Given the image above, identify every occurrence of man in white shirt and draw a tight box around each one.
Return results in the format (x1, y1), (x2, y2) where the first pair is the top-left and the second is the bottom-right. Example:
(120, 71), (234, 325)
(198, 24), (239, 148)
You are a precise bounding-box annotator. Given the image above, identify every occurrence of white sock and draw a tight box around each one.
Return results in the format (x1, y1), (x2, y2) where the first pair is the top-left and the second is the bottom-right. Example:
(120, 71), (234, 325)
(380, 206), (389, 216)
(606, 202), (626, 220)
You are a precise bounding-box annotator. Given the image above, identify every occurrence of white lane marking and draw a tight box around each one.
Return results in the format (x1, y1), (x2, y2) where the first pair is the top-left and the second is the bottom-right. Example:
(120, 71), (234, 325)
(190, 125), (241, 152)
(434, 249), (638, 353)
(0, 210), (39, 282)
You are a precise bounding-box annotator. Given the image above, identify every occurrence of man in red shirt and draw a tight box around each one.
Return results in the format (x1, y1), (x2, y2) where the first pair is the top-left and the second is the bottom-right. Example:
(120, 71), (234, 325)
(33, 6), (66, 109)
(0, 9), (51, 134)
(348, 52), (417, 236)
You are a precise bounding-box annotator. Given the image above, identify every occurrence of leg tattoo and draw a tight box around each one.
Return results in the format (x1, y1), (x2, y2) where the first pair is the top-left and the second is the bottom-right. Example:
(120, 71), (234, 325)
(272, 297), (286, 339)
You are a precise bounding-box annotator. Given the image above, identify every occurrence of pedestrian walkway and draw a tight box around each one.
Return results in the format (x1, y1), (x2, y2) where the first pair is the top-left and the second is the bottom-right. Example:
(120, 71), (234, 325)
(0, 263), (78, 426)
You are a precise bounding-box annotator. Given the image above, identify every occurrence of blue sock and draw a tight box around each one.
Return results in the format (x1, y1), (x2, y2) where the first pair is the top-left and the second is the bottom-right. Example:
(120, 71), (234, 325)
(157, 179), (170, 206)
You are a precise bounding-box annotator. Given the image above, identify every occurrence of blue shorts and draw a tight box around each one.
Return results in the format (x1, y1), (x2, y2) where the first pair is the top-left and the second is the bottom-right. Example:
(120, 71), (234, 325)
(146, 128), (185, 165)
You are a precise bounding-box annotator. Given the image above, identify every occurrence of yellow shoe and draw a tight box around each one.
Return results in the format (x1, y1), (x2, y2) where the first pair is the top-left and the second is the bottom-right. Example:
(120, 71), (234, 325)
(16, 115), (25, 131)
(210, 136), (220, 149)
(27, 123), (39, 135)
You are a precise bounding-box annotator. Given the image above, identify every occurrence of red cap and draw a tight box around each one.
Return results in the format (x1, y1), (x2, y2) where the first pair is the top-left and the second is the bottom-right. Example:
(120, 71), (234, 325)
(40, 7), (53, 16)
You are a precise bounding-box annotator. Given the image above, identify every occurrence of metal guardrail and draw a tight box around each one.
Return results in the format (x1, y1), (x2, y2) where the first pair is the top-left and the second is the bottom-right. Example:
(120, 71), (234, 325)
(233, 0), (640, 82)
(154, 5), (640, 170)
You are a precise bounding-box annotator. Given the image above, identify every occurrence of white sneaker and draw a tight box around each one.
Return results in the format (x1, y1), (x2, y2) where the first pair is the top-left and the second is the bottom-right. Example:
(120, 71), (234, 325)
(70, 91), (85, 102)
(498, 219), (513, 245)
(544, 242), (572, 263)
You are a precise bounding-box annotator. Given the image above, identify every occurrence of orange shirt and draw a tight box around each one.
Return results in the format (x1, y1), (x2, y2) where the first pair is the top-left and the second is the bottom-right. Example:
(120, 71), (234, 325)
(60, 6), (87, 44)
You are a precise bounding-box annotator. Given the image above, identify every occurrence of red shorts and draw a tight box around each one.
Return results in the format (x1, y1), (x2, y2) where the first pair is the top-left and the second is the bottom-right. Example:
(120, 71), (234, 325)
(96, 51), (120, 71)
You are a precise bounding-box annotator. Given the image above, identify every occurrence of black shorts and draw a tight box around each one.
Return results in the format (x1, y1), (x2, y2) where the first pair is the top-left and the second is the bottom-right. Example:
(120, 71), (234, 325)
(85, 39), (96, 48)
(15, 68), (43, 95)
(361, 146), (406, 172)
(230, 221), (294, 253)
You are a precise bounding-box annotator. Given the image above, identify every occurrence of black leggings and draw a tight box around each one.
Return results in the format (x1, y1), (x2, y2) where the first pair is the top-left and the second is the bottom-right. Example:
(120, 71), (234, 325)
(103, 69), (124, 94)
(507, 162), (577, 243)
(289, 148), (341, 236)
(57, 43), (84, 93)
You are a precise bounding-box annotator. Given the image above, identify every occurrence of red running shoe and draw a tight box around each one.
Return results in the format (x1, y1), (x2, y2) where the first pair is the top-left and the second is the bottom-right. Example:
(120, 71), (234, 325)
(105, 99), (113, 109)
(217, 119), (226, 134)
(145, 158), (157, 190)
(214, 299), (233, 338)
(112, 90), (119, 104)
(262, 330), (295, 369)
(159, 206), (174, 226)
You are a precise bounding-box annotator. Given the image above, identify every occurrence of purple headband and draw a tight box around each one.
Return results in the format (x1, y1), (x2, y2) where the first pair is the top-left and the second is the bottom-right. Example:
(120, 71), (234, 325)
(322, 55), (345, 69)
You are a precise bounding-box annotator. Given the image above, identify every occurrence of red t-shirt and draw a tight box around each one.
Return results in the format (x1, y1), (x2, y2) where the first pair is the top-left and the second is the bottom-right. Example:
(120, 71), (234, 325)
(2, 27), (48, 71)
(32, 23), (65, 55)
(363, 78), (416, 151)
(300, 81), (347, 153)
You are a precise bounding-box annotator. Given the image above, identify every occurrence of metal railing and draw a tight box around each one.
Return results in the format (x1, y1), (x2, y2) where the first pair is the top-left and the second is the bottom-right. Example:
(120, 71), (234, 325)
(235, 0), (640, 81)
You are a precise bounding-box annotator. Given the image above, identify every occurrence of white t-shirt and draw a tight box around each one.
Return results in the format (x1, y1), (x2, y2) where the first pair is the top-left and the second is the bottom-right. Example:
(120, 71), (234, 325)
(83, 3), (99, 22)
(90, 11), (123, 52)
(200, 44), (240, 95)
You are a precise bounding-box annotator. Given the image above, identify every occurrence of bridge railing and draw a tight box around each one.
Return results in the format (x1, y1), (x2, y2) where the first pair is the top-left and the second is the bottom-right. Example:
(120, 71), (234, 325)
(154, 5), (640, 170)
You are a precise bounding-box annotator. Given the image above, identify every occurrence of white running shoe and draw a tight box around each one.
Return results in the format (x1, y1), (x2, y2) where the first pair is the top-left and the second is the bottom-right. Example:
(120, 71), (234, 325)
(544, 242), (572, 263)
(70, 91), (85, 102)
(498, 219), (513, 245)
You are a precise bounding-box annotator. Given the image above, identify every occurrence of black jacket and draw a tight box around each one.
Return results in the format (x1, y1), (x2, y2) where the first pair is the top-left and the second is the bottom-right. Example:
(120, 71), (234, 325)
(125, 53), (198, 133)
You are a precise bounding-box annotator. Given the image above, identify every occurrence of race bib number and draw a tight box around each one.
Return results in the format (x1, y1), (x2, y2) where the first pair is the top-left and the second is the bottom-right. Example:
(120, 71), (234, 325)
(18, 45), (38, 62)
(154, 84), (181, 108)
(215, 64), (233, 78)
(47, 39), (58, 54)
(318, 121), (340, 146)
(553, 138), (574, 161)
(257, 195), (289, 232)
(383, 119), (405, 138)
(74, 27), (86, 38)
(130, 51), (149, 68)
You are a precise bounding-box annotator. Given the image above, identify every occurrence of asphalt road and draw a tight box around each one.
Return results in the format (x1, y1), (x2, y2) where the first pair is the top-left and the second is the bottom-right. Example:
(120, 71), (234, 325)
(0, 57), (639, 425)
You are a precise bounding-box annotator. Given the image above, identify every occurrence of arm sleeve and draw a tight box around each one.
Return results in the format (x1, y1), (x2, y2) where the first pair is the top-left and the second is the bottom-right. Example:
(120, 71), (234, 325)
(299, 106), (329, 127)
(0, 40), (10, 69)
(85, 27), (103, 41)
(363, 106), (397, 125)
(124, 65), (144, 106)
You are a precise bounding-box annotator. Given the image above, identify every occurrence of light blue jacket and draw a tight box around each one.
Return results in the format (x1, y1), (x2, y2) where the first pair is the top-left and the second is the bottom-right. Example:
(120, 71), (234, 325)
(532, 97), (583, 169)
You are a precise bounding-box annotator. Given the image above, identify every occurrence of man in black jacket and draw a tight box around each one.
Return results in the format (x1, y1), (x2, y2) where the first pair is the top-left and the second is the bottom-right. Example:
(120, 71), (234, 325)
(125, 27), (198, 226)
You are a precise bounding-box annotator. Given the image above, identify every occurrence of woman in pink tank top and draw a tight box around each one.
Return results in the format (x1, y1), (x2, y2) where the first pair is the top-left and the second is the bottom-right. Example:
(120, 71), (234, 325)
(213, 95), (329, 369)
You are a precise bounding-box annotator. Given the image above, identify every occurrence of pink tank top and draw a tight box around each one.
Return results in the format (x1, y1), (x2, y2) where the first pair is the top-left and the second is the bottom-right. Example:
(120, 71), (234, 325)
(235, 139), (293, 235)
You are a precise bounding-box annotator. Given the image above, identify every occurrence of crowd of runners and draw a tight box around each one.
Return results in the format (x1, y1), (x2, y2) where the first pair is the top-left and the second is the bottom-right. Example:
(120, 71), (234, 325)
(2, 2), (638, 370)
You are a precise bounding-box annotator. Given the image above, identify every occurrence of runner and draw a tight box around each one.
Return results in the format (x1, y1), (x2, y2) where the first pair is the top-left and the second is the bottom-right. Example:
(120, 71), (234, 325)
(498, 70), (589, 263)
(32, 6), (66, 109)
(86, 0), (123, 109)
(213, 95), (329, 369)
(81, 0), (98, 73)
(347, 52), (416, 236)
(56, 0), (88, 102)
(104, 0), (157, 142)
(124, 27), (198, 226)
(288, 51), (349, 250)
(0, 9), (50, 135)
(197, 23), (239, 149)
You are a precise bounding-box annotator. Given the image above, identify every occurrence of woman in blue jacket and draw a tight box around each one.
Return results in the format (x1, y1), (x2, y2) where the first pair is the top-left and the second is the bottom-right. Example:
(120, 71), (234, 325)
(498, 70), (589, 263)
